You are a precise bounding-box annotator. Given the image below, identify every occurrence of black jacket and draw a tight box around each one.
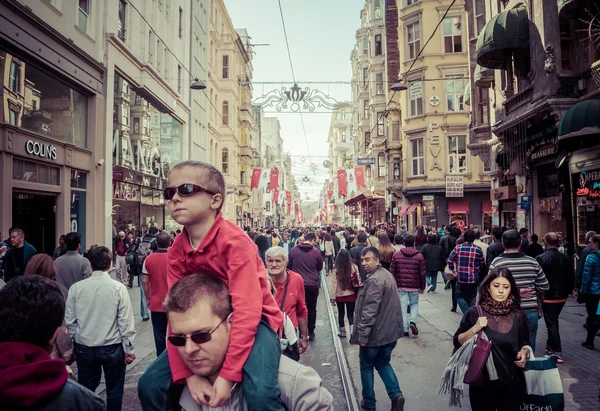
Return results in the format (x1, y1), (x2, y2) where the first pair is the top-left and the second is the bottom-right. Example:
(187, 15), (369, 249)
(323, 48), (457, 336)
(350, 244), (367, 281)
(486, 240), (504, 266)
(0, 380), (107, 411)
(526, 242), (544, 259)
(536, 249), (575, 300)
(440, 235), (457, 259)
(420, 243), (446, 272)
(332, 235), (341, 256)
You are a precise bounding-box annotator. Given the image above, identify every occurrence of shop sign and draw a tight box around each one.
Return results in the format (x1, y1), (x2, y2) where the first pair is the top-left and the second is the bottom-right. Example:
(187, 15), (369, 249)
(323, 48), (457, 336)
(490, 185), (517, 201)
(520, 195), (531, 211)
(26, 140), (57, 160)
(446, 176), (464, 197)
(409, 81), (423, 99)
(357, 158), (376, 165)
(113, 181), (140, 201)
(576, 169), (600, 198)
(422, 195), (435, 201)
(528, 144), (555, 162)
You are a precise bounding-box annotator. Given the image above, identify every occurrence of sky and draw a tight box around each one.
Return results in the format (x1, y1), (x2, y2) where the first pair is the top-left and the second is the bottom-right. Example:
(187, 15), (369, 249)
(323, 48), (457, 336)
(224, 0), (364, 201)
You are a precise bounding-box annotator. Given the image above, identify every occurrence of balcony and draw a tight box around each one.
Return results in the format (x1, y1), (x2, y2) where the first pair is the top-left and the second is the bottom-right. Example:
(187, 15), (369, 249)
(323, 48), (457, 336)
(333, 141), (351, 152)
(503, 86), (533, 115)
(239, 145), (252, 158)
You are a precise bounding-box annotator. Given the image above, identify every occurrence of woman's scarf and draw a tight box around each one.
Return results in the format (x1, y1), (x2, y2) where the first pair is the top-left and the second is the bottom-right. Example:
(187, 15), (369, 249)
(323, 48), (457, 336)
(480, 295), (514, 316)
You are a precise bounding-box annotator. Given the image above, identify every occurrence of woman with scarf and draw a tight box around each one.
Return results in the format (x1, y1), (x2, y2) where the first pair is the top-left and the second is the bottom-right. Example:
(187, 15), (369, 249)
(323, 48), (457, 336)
(453, 267), (531, 410)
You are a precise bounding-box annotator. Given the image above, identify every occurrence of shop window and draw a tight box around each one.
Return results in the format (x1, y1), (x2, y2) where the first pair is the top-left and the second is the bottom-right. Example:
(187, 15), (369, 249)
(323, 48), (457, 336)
(411, 138), (424, 176)
(222, 148), (229, 173)
(378, 152), (386, 177)
(71, 169), (87, 189)
(9, 60), (21, 93)
(448, 135), (467, 174)
(408, 81), (424, 117)
(118, 0), (126, 40)
(78, 0), (90, 32)
(222, 55), (229, 79)
(443, 17), (462, 53)
(375, 34), (382, 56)
(13, 158), (60, 185)
(446, 76), (465, 112)
(406, 22), (420, 60)
(222, 101), (229, 125)
(376, 73), (383, 95)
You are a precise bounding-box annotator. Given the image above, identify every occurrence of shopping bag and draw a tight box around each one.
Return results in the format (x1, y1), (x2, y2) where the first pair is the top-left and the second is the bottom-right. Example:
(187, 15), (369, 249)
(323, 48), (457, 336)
(463, 305), (492, 386)
(521, 350), (564, 411)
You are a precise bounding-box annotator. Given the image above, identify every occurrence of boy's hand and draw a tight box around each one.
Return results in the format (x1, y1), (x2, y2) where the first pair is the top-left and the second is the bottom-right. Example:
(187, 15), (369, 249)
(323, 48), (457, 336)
(209, 376), (235, 408)
(186, 375), (213, 406)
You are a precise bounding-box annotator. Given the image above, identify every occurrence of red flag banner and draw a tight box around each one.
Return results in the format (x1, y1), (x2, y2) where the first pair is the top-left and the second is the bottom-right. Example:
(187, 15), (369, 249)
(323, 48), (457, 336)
(294, 203), (299, 219)
(337, 169), (348, 197)
(355, 166), (366, 190)
(272, 188), (280, 203)
(250, 168), (262, 189)
(327, 182), (334, 199)
(270, 169), (279, 190)
(286, 191), (292, 214)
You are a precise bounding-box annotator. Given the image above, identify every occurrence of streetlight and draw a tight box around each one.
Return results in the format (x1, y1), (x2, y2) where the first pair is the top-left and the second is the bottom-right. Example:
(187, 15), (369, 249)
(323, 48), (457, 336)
(190, 79), (207, 90)
(390, 82), (408, 92)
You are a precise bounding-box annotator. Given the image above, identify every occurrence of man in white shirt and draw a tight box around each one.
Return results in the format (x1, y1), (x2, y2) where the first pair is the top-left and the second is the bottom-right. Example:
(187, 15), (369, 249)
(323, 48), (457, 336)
(65, 246), (136, 411)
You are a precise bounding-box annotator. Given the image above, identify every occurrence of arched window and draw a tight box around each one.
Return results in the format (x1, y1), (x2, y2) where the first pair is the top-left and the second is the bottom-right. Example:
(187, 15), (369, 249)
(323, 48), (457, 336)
(222, 101), (229, 125)
(222, 147), (229, 173)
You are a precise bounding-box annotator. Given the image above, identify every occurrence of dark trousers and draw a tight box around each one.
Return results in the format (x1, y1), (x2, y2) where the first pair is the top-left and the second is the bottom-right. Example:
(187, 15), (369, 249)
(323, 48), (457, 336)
(76, 343), (126, 411)
(151, 311), (168, 357)
(542, 301), (565, 352)
(584, 294), (600, 345)
(450, 279), (457, 310)
(456, 281), (478, 314)
(337, 301), (355, 329)
(469, 380), (525, 411)
(305, 286), (319, 334)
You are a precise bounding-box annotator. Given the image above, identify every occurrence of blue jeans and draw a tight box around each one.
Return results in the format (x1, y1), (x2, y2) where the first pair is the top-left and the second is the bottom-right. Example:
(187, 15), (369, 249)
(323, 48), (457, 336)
(426, 270), (439, 291)
(398, 290), (419, 333)
(139, 274), (149, 319)
(456, 282), (478, 314)
(359, 342), (402, 408)
(151, 311), (168, 357)
(522, 308), (539, 353)
(138, 318), (284, 411)
(76, 343), (126, 411)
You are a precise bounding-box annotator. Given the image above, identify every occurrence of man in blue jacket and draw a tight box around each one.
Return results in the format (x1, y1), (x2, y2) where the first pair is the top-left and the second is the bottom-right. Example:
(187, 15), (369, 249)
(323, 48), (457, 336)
(2, 229), (36, 282)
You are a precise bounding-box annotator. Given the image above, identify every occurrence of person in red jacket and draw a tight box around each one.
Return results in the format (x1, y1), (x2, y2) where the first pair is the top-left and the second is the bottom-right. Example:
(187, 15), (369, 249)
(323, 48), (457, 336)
(138, 161), (284, 411)
(389, 235), (426, 337)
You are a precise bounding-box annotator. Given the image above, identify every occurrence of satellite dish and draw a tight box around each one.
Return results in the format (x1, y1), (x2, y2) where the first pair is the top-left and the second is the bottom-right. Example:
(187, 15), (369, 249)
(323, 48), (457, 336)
(323, 160), (331, 168)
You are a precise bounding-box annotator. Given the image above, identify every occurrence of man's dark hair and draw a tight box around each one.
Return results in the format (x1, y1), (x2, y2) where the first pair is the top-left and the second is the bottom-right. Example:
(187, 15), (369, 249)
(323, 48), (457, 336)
(87, 246), (113, 271)
(0, 276), (65, 347)
(360, 246), (380, 262)
(492, 227), (504, 240)
(427, 233), (437, 244)
(394, 234), (404, 245)
(519, 228), (529, 235)
(357, 233), (368, 244)
(404, 235), (415, 247)
(164, 273), (232, 320)
(369, 228), (377, 236)
(474, 230), (481, 239)
(450, 226), (462, 238)
(531, 234), (539, 243)
(304, 232), (316, 242)
(156, 232), (171, 248)
(326, 226), (331, 233)
(148, 227), (159, 236)
(64, 232), (81, 251)
(463, 230), (476, 243)
(502, 229), (522, 249)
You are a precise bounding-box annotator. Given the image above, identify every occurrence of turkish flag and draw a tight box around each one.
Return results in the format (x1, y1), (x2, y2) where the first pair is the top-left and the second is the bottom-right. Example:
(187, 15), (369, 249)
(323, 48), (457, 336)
(250, 168), (262, 189)
(337, 169), (348, 197)
(355, 167), (366, 190)
(272, 188), (280, 203)
(270, 169), (279, 190)
(327, 182), (334, 199)
(286, 191), (292, 214)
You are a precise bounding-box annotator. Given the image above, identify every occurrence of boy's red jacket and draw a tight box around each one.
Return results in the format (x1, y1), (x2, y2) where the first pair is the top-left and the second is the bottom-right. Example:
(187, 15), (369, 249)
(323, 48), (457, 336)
(167, 213), (283, 383)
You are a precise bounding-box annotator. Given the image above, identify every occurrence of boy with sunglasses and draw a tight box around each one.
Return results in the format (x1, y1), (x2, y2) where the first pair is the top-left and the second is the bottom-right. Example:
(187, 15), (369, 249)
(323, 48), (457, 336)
(139, 160), (284, 411)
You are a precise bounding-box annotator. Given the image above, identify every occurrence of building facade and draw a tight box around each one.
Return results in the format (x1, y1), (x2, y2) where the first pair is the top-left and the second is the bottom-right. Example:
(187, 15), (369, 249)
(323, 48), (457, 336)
(0, 0), (106, 253)
(327, 102), (353, 225)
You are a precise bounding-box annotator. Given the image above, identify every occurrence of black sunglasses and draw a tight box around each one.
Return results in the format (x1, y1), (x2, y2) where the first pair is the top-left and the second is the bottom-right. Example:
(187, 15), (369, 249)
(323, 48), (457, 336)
(163, 184), (217, 200)
(168, 316), (228, 347)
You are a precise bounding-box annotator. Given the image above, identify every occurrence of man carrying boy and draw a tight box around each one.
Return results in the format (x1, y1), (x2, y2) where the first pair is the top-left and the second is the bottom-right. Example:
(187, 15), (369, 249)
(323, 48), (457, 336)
(138, 161), (284, 411)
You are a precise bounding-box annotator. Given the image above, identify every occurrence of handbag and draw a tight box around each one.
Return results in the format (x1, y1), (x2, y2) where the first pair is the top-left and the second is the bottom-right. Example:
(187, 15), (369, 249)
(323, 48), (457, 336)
(351, 270), (362, 292)
(463, 305), (493, 386)
(521, 349), (565, 411)
(444, 265), (456, 281)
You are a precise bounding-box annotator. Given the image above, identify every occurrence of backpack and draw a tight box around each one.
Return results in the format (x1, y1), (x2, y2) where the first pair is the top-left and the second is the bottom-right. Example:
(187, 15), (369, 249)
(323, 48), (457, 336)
(135, 236), (154, 266)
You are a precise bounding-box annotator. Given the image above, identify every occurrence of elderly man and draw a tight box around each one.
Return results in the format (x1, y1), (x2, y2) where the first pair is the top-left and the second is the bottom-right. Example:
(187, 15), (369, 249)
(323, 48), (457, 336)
(113, 231), (131, 284)
(165, 273), (333, 410)
(265, 247), (308, 354)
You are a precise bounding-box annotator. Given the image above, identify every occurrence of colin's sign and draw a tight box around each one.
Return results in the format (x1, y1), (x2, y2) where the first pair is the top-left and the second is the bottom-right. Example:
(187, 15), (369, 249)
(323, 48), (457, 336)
(26, 140), (57, 160)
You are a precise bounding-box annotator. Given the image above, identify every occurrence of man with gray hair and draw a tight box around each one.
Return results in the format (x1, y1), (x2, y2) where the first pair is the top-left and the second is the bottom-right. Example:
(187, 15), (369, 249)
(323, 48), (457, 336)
(113, 231), (131, 284)
(265, 246), (308, 354)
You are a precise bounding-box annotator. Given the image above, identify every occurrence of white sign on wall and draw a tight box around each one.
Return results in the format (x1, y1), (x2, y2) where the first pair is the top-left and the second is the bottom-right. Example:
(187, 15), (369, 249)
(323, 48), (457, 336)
(446, 176), (464, 197)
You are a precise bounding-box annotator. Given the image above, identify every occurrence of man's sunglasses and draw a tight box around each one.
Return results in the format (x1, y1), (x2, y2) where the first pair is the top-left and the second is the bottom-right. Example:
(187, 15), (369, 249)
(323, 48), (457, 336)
(163, 184), (217, 200)
(167, 316), (228, 347)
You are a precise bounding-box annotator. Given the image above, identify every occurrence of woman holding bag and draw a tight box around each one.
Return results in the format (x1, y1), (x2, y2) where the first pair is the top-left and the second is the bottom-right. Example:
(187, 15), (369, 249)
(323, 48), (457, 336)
(330, 249), (360, 338)
(453, 267), (532, 411)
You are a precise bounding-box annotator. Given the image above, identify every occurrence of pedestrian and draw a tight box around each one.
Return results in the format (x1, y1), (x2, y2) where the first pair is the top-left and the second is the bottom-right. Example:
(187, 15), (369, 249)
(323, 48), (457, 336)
(488, 229), (549, 352)
(55, 232), (93, 291)
(141, 232), (171, 356)
(288, 232), (323, 342)
(139, 160), (284, 411)
(486, 227), (505, 267)
(440, 225), (459, 297)
(0, 276), (106, 410)
(365, 228), (380, 248)
(526, 234), (544, 258)
(112, 231), (130, 284)
(377, 233), (395, 271)
(65, 246), (136, 411)
(133, 228), (158, 320)
(519, 228), (530, 253)
(350, 233), (369, 282)
(351, 247), (405, 411)
(536, 232), (574, 362)
(330, 227), (341, 257)
(390, 235), (426, 337)
(447, 229), (486, 314)
(265, 246), (309, 353)
(164, 273), (333, 410)
(393, 233), (404, 252)
(473, 230), (489, 261)
(323, 233), (335, 276)
(279, 232), (293, 251)
(576, 231), (597, 291)
(254, 231), (270, 266)
(272, 232), (281, 247)
(580, 234), (600, 350)
(346, 228), (356, 251)
(420, 233), (445, 293)
(2, 229), (37, 282)
(53, 234), (66, 259)
(330, 249), (359, 338)
(414, 226), (427, 251)
(453, 268), (531, 411)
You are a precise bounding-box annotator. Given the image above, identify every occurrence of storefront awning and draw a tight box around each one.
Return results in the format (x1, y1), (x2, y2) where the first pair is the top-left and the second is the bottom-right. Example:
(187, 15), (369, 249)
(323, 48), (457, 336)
(558, 100), (600, 141)
(474, 64), (494, 88)
(398, 203), (412, 216)
(406, 203), (418, 215)
(482, 200), (493, 214)
(448, 199), (470, 214)
(476, 6), (529, 70)
(344, 193), (383, 207)
(558, 0), (576, 15)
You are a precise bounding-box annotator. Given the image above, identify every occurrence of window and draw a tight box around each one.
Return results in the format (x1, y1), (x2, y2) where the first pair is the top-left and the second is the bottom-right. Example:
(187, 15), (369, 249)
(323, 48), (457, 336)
(446, 76), (465, 112)
(393, 159), (401, 180)
(376, 112), (384, 136)
(448, 136), (467, 174)
(376, 73), (383, 95)
(363, 38), (368, 55)
(122, 105), (129, 125)
(341, 110), (346, 119)
(222, 101), (229, 125)
(375, 34), (382, 56)
(473, 0), (485, 36)
(9, 109), (18, 126)
(177, 65), (182, 94)
(411, 138), (424, 176)
(222, 55), (229, 78)
(406, 22), (420, 59)
(478, 88), (490, 125)
(265, 201), (270, 212)
(408, 81), (424, 117)
(156, 40), (162, 73)
(363, 99), (369, 119)
(113, 105), (118, 124)
(366, 165), (372, 178)
(78, 0), (90, 32)
(341, 131), (347, 142)
(443, 17), (462, 53)
(149, 31), (154, 62)
(364, 132), (371, 149)
(9, 60), (20, 93)
(363, 67), (368, 87)
(560, 16), (572, 71)
(178, 7), (183, 38)
(133, 117), (140, 134)
(406, 0), (420, 5)
(221, 148), (229, 173)
(118, 0), (126, 40)
(374, 0), (381, 17)
(164, 46), (169, 79)
(378, 152), (386, 177)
